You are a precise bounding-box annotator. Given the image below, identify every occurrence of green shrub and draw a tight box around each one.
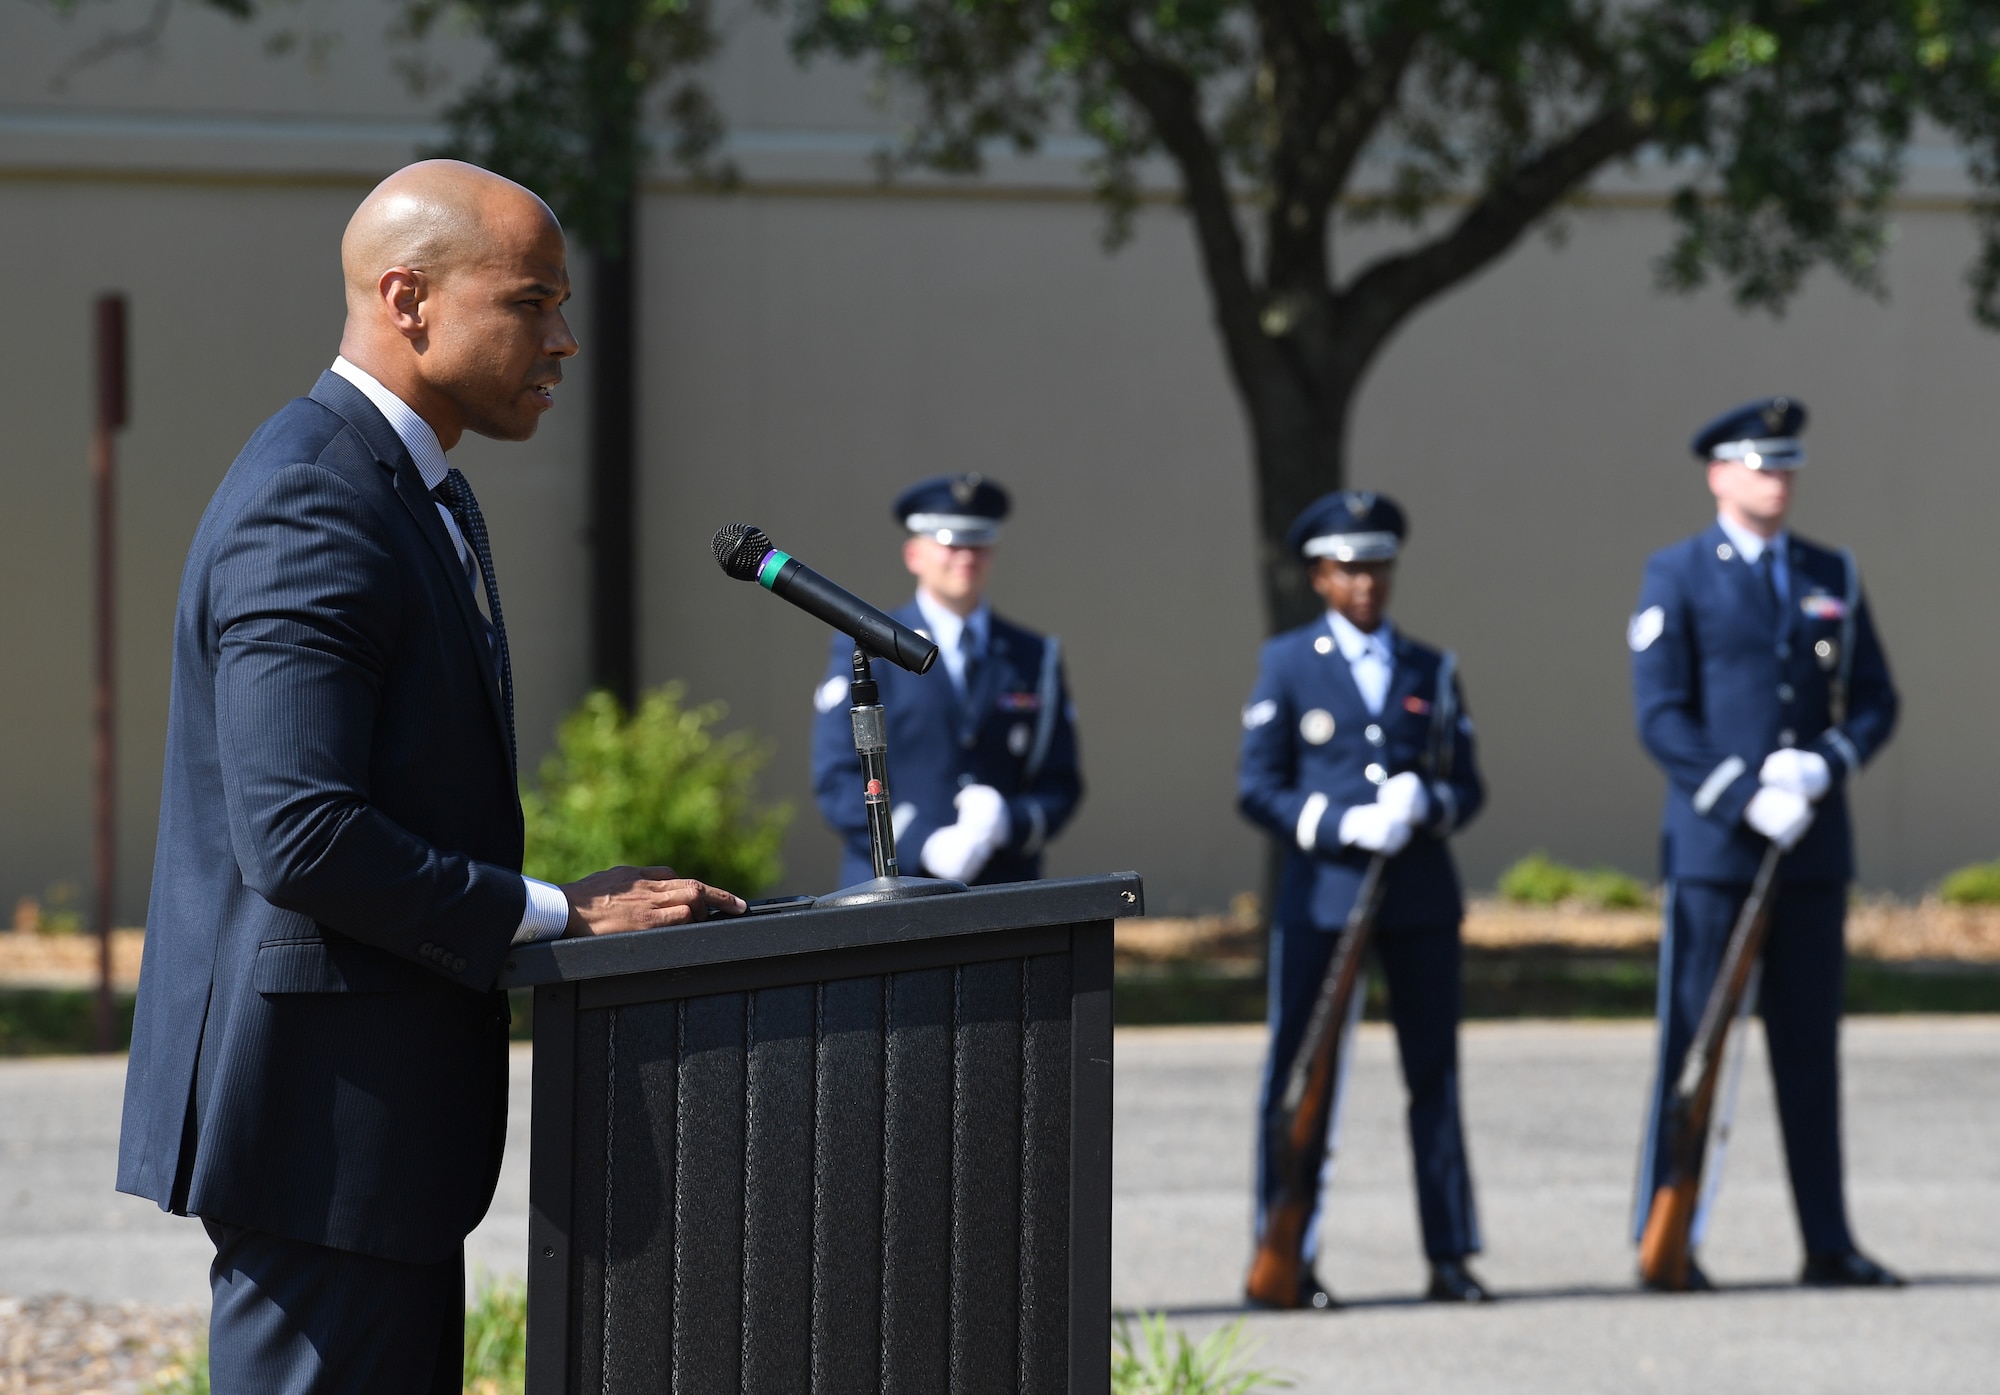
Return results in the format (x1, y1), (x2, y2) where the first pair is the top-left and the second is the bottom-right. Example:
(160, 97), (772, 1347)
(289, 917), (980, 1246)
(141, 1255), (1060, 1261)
(1940, 860), (2000, 905)
(1112, 1313), (1293, 1395)
(1498, 851), (1576, 906)
(464, 1273), (527, 1395)
(1498, 852), (1650, 910)
(521, 685), (790, 895)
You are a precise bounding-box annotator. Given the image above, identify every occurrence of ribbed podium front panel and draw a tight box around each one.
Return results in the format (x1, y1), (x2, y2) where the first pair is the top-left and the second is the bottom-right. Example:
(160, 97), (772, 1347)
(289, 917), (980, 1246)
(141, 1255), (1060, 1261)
(563, 953), (1074, 1395)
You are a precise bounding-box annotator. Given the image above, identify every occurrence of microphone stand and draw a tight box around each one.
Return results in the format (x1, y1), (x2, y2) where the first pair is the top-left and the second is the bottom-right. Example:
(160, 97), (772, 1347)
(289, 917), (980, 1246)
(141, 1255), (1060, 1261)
(815, 647), (970, 907)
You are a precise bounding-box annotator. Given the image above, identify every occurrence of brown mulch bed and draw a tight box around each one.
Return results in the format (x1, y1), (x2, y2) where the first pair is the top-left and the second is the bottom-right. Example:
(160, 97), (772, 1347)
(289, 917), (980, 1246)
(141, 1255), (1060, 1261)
(0, 1294), (202, 1395)
(0, 933), (145, 992)
(1115, 897), (2000, 966)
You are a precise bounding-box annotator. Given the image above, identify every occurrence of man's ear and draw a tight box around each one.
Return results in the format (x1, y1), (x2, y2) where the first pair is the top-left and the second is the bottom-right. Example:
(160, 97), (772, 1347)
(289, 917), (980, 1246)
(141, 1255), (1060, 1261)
(378, 267), (429, 342)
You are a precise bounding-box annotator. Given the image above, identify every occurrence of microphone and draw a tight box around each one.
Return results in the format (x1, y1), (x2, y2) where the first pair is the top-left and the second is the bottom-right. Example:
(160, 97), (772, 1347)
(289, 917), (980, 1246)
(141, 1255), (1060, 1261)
(712, 524), (939, 675)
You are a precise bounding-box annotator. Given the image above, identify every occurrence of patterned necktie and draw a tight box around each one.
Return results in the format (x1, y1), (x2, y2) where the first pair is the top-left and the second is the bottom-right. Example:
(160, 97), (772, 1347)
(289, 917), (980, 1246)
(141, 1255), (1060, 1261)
(433, 468), (516, 773)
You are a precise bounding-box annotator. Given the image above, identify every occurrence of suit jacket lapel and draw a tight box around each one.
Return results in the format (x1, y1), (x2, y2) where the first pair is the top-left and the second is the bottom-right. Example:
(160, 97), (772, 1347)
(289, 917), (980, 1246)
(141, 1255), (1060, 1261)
(308, 373), (512, 766)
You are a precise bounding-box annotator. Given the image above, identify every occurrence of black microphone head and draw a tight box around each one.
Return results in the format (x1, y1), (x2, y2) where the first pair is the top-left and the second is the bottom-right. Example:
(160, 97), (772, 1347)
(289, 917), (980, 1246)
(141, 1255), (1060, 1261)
(712, 524), (774, 582)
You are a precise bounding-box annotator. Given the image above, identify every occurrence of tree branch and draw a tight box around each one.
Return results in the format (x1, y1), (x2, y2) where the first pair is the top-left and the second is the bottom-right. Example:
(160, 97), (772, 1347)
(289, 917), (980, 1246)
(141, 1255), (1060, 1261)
(1102, 24), (1269, 390)
(1333, 104), (1645, 373)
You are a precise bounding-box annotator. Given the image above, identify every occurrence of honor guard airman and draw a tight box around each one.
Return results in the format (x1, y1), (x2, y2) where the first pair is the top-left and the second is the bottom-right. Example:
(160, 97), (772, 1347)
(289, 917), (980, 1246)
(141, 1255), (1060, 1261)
(811, 475), (1083, 887)
(1238, 491), (1490, 1307)
(1629, 397), (1902, 1291)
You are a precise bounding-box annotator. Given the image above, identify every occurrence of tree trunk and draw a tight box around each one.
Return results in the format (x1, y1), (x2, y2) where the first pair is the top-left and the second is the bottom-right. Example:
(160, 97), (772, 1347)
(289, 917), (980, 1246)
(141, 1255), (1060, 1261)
(588, 190), (638, 708)
(1241, 352), (1360, 636)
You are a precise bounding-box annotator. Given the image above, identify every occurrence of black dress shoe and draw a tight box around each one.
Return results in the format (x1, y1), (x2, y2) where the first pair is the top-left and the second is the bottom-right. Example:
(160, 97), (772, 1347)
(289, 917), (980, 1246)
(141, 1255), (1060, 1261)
(1299, 1267), (1339, 1310)
(1641, 1257), (1713, 1293)
(1801, 1250), (1905, 1288)
(1427, 1259), (1493, 1303)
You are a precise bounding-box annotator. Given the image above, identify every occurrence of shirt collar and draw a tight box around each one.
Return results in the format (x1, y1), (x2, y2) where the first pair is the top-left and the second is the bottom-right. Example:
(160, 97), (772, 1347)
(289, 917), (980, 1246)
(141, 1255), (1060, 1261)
(331, 356), (451, 492)
(1326, 609), (1394, 663)
(914, 589), (989, 655)
(1716, 512), (1787, 566)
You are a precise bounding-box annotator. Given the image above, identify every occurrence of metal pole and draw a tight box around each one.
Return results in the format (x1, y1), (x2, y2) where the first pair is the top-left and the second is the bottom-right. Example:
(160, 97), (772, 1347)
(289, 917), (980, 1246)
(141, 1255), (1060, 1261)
(92, 294), (127, 1054)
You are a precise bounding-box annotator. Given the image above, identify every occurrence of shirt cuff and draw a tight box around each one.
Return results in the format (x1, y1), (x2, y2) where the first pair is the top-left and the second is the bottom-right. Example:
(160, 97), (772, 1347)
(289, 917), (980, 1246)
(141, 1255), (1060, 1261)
(513, 876), (571, 946)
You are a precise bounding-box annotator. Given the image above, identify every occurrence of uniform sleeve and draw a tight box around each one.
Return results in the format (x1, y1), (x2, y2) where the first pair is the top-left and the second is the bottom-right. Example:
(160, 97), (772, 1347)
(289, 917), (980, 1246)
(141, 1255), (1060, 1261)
(1004, 658), (1083, 857)
(1812, 586), (1897, 784)
(810, 635), (869, 847)
(1237, 646), (1354, 854)
(1631, 554), (1758, 828)
(210, 463), (525, 990)
(1421, 670), (1484, 838)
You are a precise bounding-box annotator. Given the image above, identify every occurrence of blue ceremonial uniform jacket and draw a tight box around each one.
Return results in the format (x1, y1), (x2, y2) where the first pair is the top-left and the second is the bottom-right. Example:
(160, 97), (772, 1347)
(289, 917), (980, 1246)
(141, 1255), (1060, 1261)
(118, 373), (524, 1265)
(1631, 522), (1897, 884)
(1238, 620), (1483, 931)
(812, 602), (1083, 886)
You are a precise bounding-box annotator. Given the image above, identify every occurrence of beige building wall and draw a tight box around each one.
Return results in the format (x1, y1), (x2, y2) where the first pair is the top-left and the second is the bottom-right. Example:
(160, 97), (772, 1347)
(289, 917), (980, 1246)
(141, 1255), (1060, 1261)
(3, 0), (1995, 920)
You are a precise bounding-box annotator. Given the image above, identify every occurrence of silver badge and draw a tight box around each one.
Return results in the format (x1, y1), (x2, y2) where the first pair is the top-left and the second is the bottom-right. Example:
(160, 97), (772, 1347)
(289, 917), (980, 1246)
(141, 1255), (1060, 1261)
(1313, 634), (1335, 655)
(1628, 605), (1666, 653)
(1300, 709), (1336, 745)
(1816, 638), (1839, 671)
(1364, 762), (1388, 785)
(1716, 542), (1735, 562)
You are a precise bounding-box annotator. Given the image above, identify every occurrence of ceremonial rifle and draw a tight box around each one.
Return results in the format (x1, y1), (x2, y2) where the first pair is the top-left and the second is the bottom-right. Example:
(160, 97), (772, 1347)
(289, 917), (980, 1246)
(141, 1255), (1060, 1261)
(1245, 654), (1456, 1309)
(1637, 839), (1783, 1289)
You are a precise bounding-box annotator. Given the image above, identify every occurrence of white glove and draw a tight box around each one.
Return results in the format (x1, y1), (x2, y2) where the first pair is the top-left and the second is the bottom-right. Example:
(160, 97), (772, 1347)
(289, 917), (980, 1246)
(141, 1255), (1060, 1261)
(1760, 748), (1831, 803)
(1376, 771), (1430, 827)
(1744, 786), (1815, 851)
(1337, 803), (1413, 856)
(920, 785), (1011, 882)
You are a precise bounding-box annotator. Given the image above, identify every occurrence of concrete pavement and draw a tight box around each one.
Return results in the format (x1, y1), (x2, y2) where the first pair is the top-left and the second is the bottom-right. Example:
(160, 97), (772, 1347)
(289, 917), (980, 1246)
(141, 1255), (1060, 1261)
(3, 1020), (1996, 1389)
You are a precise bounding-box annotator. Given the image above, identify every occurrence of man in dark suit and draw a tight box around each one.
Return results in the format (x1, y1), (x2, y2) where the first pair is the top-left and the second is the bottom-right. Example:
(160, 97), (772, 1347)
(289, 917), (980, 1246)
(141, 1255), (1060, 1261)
(1237, 490), (1489, 1309)
(117, 160), (744, 1394)
(1628, 396), (1900, 1291)
(809, 474), (1082, 890)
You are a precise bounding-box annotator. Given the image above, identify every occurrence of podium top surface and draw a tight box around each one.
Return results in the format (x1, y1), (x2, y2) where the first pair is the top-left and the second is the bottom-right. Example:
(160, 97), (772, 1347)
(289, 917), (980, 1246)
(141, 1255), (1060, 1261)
(497, 872), (1143, 989)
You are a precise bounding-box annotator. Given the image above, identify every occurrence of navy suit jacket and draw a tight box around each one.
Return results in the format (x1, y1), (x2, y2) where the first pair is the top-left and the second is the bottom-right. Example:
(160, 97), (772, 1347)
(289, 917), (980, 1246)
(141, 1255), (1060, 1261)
(117, 372), (529, 1264)
(1631, 523), (1897, 884)
(811, 602), (1083, 887)
(1238, 620), (1483, 931)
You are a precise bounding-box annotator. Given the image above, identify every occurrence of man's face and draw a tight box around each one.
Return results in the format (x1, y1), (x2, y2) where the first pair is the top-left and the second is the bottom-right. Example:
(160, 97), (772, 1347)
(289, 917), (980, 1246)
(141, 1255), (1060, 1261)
(1707, 459), (1796, 532)
(1310, 558), (1394, 632)
(424, 207), (578, 442)
(904, 535), (994, 611)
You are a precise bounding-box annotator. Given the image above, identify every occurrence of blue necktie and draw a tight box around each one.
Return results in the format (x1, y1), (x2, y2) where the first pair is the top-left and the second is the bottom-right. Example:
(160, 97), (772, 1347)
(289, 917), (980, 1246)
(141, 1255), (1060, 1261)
(434, 468), (516, 774)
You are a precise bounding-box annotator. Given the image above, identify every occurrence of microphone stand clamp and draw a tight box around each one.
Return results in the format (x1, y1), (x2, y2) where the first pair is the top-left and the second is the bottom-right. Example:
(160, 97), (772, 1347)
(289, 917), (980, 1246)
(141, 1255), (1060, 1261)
(815, 646), (969, 908)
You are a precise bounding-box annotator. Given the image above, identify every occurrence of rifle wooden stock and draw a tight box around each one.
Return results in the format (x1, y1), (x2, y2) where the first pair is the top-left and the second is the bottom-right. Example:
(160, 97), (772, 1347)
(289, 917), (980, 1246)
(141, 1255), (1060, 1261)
(1637, 842), (1784, 1288)
(1245, 855), (1386, 1308)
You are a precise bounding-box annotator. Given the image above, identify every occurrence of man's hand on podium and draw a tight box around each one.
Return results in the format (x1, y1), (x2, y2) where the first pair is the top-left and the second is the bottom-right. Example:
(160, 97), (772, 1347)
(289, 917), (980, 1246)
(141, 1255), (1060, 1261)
(561, 866), (747, 936)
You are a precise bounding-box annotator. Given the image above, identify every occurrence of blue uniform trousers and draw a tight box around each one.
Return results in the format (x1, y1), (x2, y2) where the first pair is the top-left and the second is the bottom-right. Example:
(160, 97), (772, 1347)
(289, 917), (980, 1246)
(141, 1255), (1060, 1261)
(205, 1220), (464, 1395)
(1636, 880), (1854, 1257)
(1256, 918), (1480, 1262)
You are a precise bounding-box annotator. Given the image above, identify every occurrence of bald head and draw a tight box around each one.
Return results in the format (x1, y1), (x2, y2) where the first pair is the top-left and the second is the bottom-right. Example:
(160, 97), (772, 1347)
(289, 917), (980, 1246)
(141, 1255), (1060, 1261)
(341, 160), (552, 310)
(337, 160), (576, 448)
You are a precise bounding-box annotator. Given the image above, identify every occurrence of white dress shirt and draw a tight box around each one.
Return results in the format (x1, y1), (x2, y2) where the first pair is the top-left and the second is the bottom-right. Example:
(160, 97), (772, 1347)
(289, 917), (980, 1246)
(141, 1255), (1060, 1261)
(1716, 512), (1791, 607)
(914, 588), (990, 701)
(329, 358), (570, 946)
(1326, 610), (1395, 715)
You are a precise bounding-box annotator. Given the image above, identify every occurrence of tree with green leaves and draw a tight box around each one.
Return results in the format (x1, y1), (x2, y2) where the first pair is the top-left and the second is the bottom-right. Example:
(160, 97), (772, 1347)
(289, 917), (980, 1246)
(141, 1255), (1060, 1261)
(785, 0), (2000, 628)
(400, 0), (732, 706)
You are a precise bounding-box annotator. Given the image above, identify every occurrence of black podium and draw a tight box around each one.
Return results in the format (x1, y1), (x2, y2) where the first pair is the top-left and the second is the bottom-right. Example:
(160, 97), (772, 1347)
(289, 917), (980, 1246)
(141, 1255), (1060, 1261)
(499, 872), (1140, 1395)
